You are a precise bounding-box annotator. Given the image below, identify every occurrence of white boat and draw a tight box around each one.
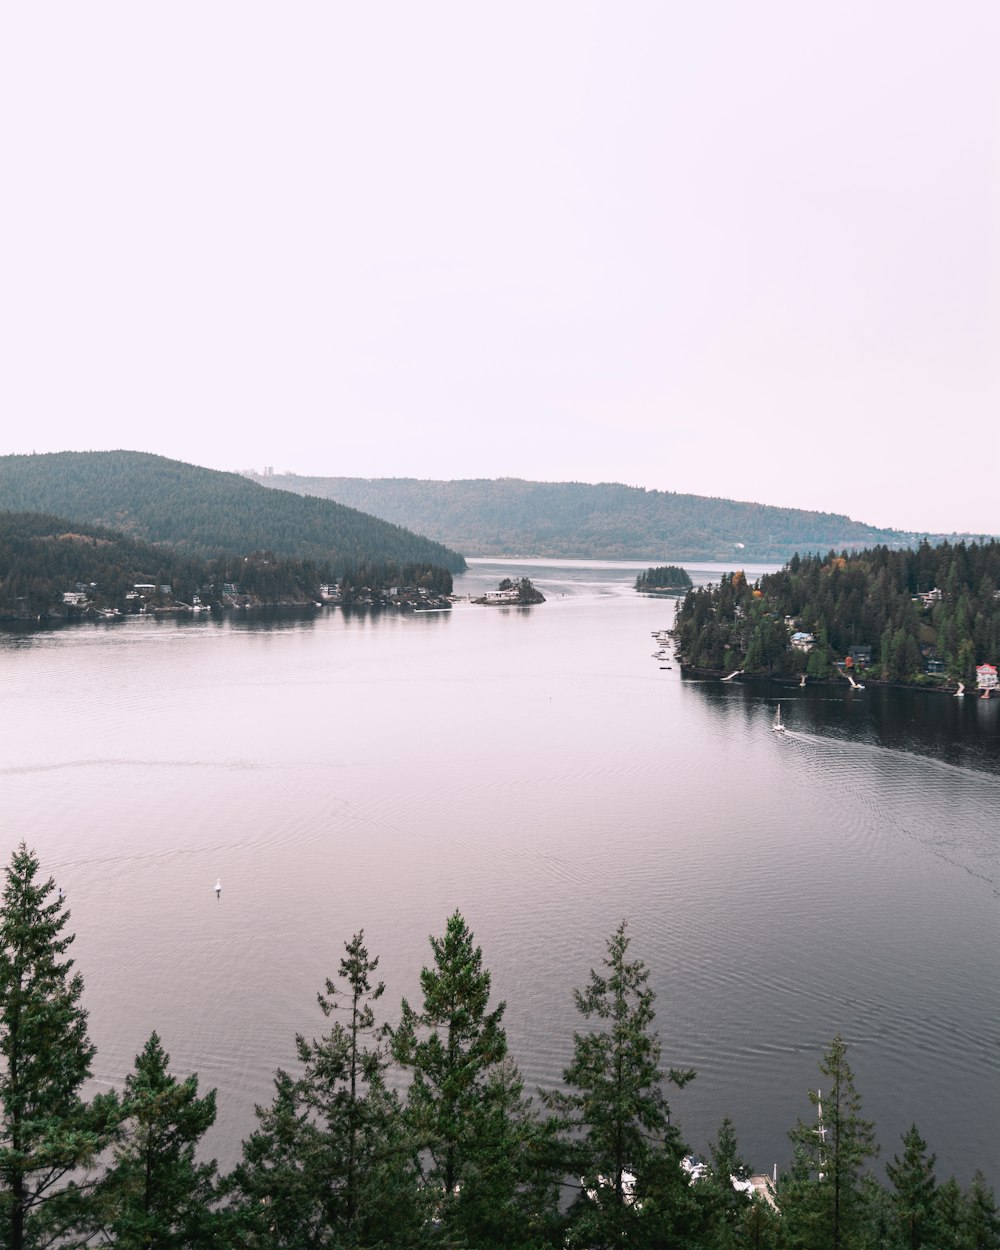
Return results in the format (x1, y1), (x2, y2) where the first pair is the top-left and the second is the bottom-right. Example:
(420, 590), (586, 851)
(772, 704), (786, 733)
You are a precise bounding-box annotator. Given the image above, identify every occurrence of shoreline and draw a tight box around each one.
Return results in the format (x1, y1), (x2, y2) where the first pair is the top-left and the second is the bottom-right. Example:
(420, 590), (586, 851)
(676, 663), (974, 697)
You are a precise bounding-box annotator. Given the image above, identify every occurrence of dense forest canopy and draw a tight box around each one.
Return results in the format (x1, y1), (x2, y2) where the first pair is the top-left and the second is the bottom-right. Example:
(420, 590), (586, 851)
(2, 845), (996, 1250)
(0, 452), (466, 572)
(636, 565), (693, 591)
(675, 539), (1000, 683)
(244, 472), (991, 562)
(0, 510), (453, 617)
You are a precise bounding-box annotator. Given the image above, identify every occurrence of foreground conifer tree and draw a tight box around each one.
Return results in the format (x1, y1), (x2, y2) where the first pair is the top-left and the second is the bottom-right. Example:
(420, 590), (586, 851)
(886, 1123), (939, 1250)
(548, 920), (696, 1249)
(391, 911), (561, 1247)
(90, 1032), (220, 1247)
(227, 929), (419, 1248)
(702, 1115), (753, 1248)
(964, 1170), (1000, 1250)
(782, 1034), (877, 1250)
(0, 844), (117, 1250)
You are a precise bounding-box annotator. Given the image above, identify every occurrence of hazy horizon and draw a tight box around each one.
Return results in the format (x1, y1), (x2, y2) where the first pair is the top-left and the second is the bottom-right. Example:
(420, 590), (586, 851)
(9, 446), (999, 540)
(4, 4), (997, 535)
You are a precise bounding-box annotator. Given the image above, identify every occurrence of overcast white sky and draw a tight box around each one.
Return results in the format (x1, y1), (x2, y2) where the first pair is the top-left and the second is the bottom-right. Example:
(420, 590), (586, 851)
(3, 3), (998, 533)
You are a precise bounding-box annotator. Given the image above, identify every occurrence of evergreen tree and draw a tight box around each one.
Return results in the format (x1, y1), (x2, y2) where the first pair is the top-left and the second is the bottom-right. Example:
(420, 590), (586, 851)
(703, 1115), (752, 1248)
(391, 912), (507, 1199)
(886, 1124), (938, 1250)
(92, 1032), (220, 1248)
(224, 1071), (329, 1249)
(296, 930), (419, 1247)
(391, 911), (556, 1245)
(964, 1171), (1000, 1250)
(936, 1176), (967, 1250)
(740, 1195), (781, 1250)
(547, 920), (695, 1249)
(783, 1035), (877, 1250)
(631, 1125), (707, 1250)
(227, 931), (419, 1248)
(301, 930), (388, 1232)
(0, 844), (117, 1250)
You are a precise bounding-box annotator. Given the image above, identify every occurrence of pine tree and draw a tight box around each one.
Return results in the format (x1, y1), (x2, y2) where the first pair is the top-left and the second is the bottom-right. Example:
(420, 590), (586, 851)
(391, 912), (507, 1198)
(223, 1070), (328, 1249)
(295, 929), (419, 1246)
(703, 1115), (752, 1248)
(784, 1034), (877, 1250)
(886, 1124), (938, 1250)
(391, 911), (556, 1244)
(0, 844), (118, 1250)
(936, 1176), (967, 1250)
(227, 930), (419, 1248)
(93, 1032), (220, 1248)
(964, 1171), (1000, 1250)
(547, 920), (695, 1249)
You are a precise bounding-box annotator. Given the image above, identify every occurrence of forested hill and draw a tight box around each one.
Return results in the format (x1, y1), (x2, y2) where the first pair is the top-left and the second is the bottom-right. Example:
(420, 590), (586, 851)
(674, 540), (1000, 683)
(245, 473), (948, 561)
(0, 510), (455, 618)
(0, 452), (466, 572)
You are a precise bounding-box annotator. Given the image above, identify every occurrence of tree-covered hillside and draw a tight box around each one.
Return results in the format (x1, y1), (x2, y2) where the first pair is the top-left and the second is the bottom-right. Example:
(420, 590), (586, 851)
(675, 539), (1000, 683)
(0, 453), (466, 572)
(245, 473), (968, 562)
(0, 510), (453, 618)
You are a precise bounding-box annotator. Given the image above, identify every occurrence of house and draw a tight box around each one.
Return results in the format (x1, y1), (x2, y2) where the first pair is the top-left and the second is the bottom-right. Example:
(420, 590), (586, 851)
(848, 646), (872, 669)
(976, 664), (997, 693)
(790, 631), (815, 652)
(62, 591), (88, 607)
(916, 588), (942, 607)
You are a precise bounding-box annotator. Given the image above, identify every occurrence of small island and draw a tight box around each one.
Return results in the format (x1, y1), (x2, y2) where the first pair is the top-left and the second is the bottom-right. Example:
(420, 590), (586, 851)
(474, 577), (545, 606)
(635, 565), (693, 593)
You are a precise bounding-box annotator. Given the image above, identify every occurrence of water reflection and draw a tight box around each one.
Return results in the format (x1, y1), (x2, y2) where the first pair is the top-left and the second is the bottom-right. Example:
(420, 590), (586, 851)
(683, 677), (1000, 776)
(0, 561), (996, 1187)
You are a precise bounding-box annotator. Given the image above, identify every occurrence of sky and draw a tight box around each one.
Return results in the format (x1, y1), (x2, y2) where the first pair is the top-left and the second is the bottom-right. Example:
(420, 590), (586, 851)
(3, 3), (998, 534)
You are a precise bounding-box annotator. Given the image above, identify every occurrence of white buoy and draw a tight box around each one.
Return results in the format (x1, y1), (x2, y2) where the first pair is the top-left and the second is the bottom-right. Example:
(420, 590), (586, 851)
(214, 878), (222, 898)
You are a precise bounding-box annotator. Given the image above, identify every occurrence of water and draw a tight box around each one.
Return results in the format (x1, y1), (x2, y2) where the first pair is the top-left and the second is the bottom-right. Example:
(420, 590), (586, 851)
(0, 559), (997, 1185)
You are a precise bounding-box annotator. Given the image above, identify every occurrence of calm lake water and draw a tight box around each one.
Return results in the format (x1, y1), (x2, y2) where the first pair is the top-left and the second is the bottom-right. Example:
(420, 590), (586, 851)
(1, 559), (997, 1184)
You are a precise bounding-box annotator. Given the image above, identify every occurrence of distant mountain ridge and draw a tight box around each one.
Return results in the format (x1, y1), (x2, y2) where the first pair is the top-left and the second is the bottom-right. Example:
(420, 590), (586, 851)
(0, 452), (466, 572)
(245, 474), (969, 562)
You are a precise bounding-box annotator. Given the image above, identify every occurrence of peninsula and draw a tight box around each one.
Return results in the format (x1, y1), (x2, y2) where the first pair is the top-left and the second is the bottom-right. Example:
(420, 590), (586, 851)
(673, 539), (1000, 690)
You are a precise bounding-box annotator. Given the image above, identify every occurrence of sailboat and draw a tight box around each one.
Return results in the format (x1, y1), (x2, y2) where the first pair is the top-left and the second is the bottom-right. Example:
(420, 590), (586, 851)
(772, 704), (786, 733)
